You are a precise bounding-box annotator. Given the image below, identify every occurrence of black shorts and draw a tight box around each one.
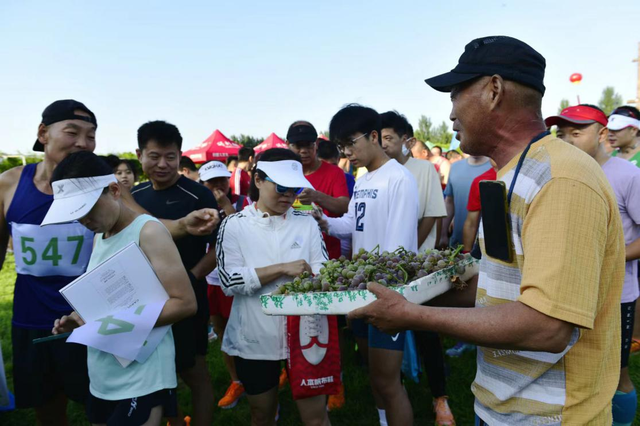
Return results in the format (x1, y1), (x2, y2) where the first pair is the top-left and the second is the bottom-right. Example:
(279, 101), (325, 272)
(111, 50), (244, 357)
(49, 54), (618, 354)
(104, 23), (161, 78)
(173, 277), (209, 373)
(86, 389), (177, 426)
(621, 301), (636, 369)
(234, 357), (284, 396)
(11, 326), (89, 409)
(336, 315), (347, 330)
(349, 318), (368, 339)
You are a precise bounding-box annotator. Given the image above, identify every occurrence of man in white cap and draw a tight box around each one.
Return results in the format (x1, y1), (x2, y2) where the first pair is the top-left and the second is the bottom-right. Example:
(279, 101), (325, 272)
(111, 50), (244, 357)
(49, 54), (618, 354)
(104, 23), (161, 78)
(198, 160), (249, 410)
(608, 106), (640, 166)
(199, 160), (249, 219)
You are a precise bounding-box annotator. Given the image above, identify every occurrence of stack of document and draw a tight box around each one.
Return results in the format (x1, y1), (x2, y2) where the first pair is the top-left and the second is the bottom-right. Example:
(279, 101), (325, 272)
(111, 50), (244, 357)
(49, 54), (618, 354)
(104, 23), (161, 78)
(60, 242), (170, 367)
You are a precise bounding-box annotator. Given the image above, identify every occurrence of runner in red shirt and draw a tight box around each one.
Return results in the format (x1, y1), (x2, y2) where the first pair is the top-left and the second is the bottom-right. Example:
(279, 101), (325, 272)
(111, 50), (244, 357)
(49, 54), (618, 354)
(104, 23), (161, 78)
(229, 147), (254, 196)
(462, 163), (497, 252)
(287, 121), (349, 261)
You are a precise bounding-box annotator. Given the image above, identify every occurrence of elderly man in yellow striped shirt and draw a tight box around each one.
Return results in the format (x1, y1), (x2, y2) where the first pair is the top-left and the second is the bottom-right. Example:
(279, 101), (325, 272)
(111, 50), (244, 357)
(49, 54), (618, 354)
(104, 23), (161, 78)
(351, 36), (625, 426)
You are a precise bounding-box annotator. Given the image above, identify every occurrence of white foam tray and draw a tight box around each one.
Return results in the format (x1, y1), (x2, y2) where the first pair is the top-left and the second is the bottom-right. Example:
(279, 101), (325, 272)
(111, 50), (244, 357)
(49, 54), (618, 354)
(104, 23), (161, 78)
(260, 258), (478, 316)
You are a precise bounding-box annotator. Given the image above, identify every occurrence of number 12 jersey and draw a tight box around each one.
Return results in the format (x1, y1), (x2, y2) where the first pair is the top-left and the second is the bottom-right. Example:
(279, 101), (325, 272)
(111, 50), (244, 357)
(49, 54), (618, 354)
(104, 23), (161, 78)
(327, 159), (419, 254)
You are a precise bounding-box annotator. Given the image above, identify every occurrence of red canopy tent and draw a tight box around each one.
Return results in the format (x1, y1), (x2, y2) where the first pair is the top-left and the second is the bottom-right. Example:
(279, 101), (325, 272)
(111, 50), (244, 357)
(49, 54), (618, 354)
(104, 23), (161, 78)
(253, 133), (288, 153)
(183, 130), (241, 164)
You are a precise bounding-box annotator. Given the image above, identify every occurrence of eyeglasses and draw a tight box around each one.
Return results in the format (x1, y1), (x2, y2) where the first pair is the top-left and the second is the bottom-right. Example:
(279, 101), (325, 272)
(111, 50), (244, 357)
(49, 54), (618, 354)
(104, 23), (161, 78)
(264, 176), (303, 195)
(338, 133), (368, 153)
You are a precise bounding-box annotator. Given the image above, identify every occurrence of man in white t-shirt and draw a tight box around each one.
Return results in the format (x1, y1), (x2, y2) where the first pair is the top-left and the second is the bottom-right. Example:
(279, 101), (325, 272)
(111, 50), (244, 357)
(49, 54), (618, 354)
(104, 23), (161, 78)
(379, 110), (454, 425)
(380, 111), (445, 251)
(315, 104), (418, 426)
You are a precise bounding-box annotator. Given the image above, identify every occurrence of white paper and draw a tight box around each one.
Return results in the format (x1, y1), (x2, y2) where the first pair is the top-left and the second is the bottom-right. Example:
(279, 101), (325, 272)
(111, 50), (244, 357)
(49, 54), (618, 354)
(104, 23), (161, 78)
(59, 243), (171, 366)
(60, 242), (169, 322)
(68, 302), (165, 362)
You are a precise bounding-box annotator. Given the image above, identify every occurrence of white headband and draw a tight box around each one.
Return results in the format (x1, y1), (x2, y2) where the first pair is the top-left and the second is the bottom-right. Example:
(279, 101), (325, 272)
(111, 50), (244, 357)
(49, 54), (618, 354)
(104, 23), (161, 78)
(607, 114), (640, 131)
(256, 160), (313, 190)
(52, 175), (118, 199)
(42, 174), (118, 226)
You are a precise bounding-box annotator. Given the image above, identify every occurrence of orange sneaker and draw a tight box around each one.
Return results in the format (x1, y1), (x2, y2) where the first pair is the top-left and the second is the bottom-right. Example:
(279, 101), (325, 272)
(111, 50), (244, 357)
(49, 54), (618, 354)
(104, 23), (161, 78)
(631, 338), (640, 354)
(218, 382), (245, 409)
(433, 396), (455, 426)
(167, 416), (191, 426)
(279, 368), (288, 389)
(327, 384), (345, 411)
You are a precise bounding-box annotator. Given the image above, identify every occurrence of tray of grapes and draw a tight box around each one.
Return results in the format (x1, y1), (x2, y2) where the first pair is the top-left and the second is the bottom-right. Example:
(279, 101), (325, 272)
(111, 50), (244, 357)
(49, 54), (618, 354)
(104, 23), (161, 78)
(260, 247), (478, 316)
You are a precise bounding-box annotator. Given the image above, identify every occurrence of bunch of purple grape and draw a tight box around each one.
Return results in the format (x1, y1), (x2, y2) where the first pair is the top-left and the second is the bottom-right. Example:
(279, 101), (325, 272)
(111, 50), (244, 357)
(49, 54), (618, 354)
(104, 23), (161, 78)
(273, 246), (470, 295)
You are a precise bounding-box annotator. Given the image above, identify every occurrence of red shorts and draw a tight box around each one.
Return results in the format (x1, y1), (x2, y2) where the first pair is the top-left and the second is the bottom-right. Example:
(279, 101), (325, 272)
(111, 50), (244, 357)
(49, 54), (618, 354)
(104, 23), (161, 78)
(207, 285), (233, 318)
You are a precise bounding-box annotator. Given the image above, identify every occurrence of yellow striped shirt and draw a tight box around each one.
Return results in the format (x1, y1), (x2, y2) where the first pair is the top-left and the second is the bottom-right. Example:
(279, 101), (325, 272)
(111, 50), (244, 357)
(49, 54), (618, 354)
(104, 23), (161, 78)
(474, 135), (625, 425)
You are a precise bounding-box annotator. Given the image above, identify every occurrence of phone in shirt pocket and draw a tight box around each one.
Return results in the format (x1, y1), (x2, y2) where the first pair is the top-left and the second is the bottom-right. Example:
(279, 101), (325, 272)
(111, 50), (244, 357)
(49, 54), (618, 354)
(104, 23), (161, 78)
(479, 181), (513, 263)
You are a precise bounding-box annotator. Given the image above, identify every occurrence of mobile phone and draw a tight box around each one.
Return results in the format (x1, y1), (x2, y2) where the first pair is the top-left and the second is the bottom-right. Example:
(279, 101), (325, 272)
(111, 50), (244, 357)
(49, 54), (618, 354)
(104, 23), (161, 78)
(479, 180), (513, 263)
(32, 332), (71, 345)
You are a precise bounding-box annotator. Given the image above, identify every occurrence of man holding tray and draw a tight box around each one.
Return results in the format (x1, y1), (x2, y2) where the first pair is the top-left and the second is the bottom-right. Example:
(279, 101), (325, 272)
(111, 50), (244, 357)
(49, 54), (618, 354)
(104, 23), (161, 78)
(350, 36), (625, 425)
(317, 103), (418, 426)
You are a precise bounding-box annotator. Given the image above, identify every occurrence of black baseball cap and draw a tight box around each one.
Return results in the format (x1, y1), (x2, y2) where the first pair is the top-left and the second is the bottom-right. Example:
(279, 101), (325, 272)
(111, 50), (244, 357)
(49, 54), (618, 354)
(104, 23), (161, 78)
(425, 36), (546, 95)
(286, 121), (318, 144)
(34, 100), (97, 152)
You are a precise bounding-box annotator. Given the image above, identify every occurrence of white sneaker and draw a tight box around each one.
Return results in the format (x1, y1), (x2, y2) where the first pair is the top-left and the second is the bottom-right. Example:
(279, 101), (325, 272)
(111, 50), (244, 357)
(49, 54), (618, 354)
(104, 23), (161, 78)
(299, 315), (329, 365)
(208, 326), (218, 342)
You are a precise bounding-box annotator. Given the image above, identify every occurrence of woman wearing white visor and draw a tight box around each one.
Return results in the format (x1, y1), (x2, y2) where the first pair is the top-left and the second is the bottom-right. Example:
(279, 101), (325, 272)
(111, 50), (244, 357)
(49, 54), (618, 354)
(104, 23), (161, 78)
(216, 148), (331, 426)
(47, 151), (197, 426)
(608, 106), (640, 166)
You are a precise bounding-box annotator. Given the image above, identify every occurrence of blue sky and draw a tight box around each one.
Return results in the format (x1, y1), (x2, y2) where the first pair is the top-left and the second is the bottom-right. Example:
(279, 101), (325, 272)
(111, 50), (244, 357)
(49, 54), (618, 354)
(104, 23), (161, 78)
(1, 0), (639, 154)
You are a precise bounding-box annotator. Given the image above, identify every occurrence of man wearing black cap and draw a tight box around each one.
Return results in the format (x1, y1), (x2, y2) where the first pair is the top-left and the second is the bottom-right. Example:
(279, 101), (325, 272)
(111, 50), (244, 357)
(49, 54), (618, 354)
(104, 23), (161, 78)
(349, 36), (625, 425)
(0, 100), (218, 425)
(0, 100), (96, 424)
(287, 121), (349, 261)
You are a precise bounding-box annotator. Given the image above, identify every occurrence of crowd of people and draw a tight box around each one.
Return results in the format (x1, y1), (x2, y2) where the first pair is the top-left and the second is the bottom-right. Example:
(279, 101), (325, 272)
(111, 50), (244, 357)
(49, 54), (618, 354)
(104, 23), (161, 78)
(1, 35), (639, 426)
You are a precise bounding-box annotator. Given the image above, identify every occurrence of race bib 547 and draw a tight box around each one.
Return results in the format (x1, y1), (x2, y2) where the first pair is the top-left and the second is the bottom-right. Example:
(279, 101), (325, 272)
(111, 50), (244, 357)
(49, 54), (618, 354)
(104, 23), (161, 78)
(11, 222), (93, 277)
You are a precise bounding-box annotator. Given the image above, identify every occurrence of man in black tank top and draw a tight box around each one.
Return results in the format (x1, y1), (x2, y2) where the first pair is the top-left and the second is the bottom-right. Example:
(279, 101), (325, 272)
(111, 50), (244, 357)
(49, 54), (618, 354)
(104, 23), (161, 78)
(0, 100), (97, 425)
(132, 120), (218, 426)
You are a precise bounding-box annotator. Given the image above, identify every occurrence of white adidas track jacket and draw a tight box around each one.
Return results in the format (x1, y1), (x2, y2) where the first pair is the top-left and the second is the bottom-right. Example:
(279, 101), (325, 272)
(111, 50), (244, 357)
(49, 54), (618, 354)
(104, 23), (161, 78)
(216, 204), (328, 360)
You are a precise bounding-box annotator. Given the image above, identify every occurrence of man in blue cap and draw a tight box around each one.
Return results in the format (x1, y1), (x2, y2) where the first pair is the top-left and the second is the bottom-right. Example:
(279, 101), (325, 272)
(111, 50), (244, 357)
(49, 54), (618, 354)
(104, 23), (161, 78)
(350, 36), (625, 425)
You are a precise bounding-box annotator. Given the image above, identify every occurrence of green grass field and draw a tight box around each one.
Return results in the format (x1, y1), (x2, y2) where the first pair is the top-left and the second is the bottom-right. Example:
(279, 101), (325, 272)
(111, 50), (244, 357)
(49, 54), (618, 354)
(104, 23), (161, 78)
(0, 253), (639, 425)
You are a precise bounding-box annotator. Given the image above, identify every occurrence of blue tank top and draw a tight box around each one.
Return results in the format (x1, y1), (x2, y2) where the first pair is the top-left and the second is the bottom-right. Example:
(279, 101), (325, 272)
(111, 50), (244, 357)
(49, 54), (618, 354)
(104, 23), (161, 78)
(7, 163), (94, 329)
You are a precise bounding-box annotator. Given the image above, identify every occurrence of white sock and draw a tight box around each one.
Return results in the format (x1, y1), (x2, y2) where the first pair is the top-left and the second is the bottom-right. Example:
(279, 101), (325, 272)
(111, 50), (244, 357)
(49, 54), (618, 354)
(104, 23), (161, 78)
(377, 408), (388, 426)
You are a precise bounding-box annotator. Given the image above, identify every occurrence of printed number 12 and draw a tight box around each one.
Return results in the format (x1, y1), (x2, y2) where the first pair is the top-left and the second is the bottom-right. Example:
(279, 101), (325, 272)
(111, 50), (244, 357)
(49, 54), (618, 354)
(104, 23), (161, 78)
(355, 202), (366, 231)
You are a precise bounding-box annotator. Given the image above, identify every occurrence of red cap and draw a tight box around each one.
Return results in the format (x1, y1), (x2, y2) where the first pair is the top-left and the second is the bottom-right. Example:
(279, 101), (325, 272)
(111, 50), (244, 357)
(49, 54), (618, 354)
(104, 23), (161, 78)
(545, 105), (608, 128)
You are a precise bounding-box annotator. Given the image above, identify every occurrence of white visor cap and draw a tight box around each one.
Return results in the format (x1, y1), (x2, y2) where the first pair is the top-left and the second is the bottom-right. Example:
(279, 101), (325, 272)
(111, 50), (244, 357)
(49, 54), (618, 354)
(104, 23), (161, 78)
(256, 160), (314, 190)
(41, 174), (117, 226)
(607, 114), (640, 131)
